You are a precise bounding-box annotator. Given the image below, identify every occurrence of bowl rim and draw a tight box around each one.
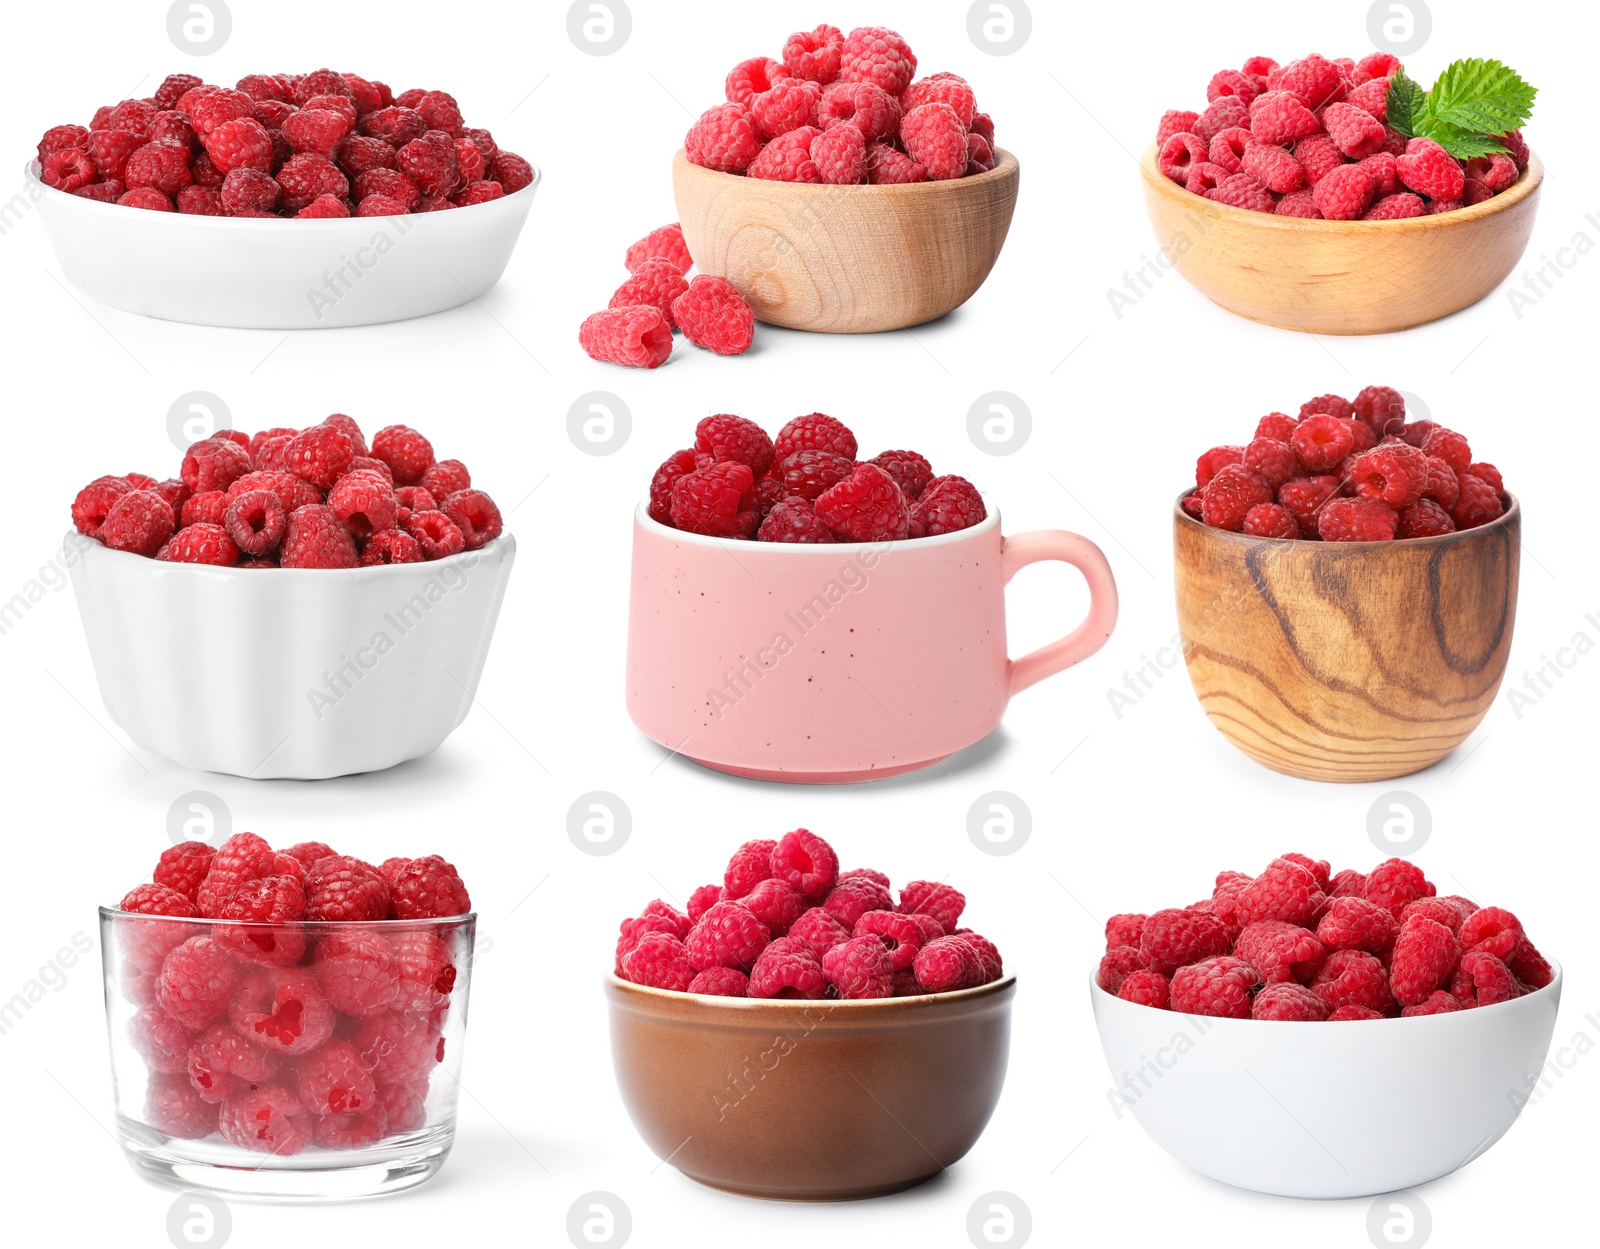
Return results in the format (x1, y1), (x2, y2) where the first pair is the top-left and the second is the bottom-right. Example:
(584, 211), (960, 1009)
(607, 969), (1016, 1011)
(632, 500), (998, 550)
(69, 528), (513, 580)
(1172, 489), (1519, 547)
(25, 158), (540, 224)
(1141, 141), (1542, 232)
(1089, 959), (1560, 1025)
(673, 145), (1019, 197)
(99, 905), (476, 927)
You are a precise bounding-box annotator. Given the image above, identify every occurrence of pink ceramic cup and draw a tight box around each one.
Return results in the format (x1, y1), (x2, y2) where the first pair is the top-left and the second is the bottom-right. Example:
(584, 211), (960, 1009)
(626, 504), (1119, 782)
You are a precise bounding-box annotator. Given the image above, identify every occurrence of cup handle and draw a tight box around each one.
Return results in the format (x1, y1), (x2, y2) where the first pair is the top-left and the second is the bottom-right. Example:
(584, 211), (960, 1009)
(1001, 530), (1119, 697)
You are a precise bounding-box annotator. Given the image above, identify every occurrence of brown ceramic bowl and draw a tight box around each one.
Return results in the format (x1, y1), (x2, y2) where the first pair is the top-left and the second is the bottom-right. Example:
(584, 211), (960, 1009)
(605, 972), (1016, 1200)
(1173, 492), (1520, 782)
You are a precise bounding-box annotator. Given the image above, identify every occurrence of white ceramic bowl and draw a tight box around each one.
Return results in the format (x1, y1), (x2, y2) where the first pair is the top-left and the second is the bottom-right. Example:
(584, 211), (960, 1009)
(1091, 967), (1561, 1198)
(27, 161), (538, 328)
(68, 533), (515, 778)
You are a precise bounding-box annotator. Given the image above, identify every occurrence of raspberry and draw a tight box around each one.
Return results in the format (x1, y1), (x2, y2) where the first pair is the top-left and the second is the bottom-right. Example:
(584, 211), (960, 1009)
(146, 1072), (218, 1139)
(280, 425), (352, 493)
(327, 471), (398, 539)
(38, 123), (91, 161)
(1364, 858), (1435, 918)
(626, 223), (692, 274)
(616, 914), (687, 972)
(688, 967), (749, 997)
(863, 450), (932, 500)
(1252, 981), (1329, 1021)
(274, 152), (348, 212)
(1193, 95), (1250, 144)
(440, 489), (502, 551)
(958, 931), (1002, 982)
(360, 105), (425, 146)
(1241, 502), (1300, 539)
(156, 935), (243, 1031)
(1317, 497), (1399, 541)
(212, 875), (309, 965)
(1348, 442), (1428, 507)
(744, 126), (818, 182)
(912, 935), (984, 992)
(910, 475), (986, 537)
(295, 194), (350, 219)
(723, 839), (778, 897)
(840, 910), (919, 972)
(609, 257), (691, 329)
(393, 129), (460, 196)
(281, 504), (358, 568)
(179, 436), (252, 495)
(1451, 472), (1503, 529)
(581, 306), (674, 369)
(1207, 127), (1250, 174)
(1397, 137), (1466, 201)
(1321, 102), (1385, 159)
(1276, 475), (1339, 533)
(1399, 496), (1456, 540)
(1328, 1005), (1383, 1021)
(1118, 970), (1170, 1008)
(822, 878), (892, 928)
(351, 1012), (444, 1087)
(695, 414), (775, 476)
(1389, 916), (1461, 1006)
(685, 900), (770, 971)
(312, 928), (399, 1016)
(815, 463), (910, 542)
(282, 841), (337, 868)
(382, 855), (472, 919)
(1241, 438), (1300, 492)
(1200, 464), (1272, 531)
(222, 490), (286, 557)
(813, 934), (893, 999)
(772, 450), (850, 502)
(685, 885), (722, 926)
(1097, 946), (1146, 994)
(748, 938), (829, 999)
(1451, 950), (1516, 1007)
(1209, 173), (1274, 212)
(96, 488), (174, 558)
(1106, 914), (1148, 950)
(304, 855), (390, 922)
(1312, 950), (1395, 1015)
(127, 1004), (193, 1075)
(898, 102), (967, 182)
(670, 462), (759, 537)
(226, 469), (320, 513)
(1400, 897), (1469, 933)
(1156, 110), (1200, 147)
(1171, 955), (1257, 1018)
(1459, 906), (1523, 960)
(1249, 91), (1320, 145)
(1236, 859), (1327, 927)
(283, 106), (352, 159)
(647, 449), (699, 525)
(810, 122), (867, 184)
(1290, 414), (1356, 472)
(739, 878), (806, 936)
(292, 1039), (376, 1117)
(1316, 897), (1397, 953)
(839, 26), (917, 97)
(685, 104), (762, 174)
(751, 79), (821, 140)
(41, 147), (98, 193)
(217, 1083), (309, 1156)
(770, 829), (838, 898)
(188, 1022), (277, 1104)
(776, 908), (844, 960)
(672, 276), (755, 356)
(118, 187), (174, 211)
(194, 832), (276, 917)
(339, 133), (399, 177)
(1234, 920), (1325, 983)
(1158, 133), (1207, 185)
(817, 81), (902, 144)
(783, 24), (845, 83)
(154, 842), (215, 903)
(966, 133), (997, 176)
(1139, 907), (1231, 976)
(219, 167), (280, 214)
(1241, 141), (1304, 193)
(725, 57), (784, 108)
(486, 151), (534, 194)
(1465, 152), (1518, 193)
(369, 424), (435, 486)
(1310, 162), (1376, 220)
(1507, 940), (1554, 990)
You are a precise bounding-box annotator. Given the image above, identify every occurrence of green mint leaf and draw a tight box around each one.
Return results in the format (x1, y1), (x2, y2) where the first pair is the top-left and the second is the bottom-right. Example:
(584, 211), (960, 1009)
(1427, 58), (1537, 136)
(1386, 69), (1427, 138)
(1415, 119), (1510, 161)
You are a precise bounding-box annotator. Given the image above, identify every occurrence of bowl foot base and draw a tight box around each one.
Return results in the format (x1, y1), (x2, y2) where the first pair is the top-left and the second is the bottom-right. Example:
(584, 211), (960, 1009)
(681, 754), (948, 784)
(684, 1169), (941, 1201)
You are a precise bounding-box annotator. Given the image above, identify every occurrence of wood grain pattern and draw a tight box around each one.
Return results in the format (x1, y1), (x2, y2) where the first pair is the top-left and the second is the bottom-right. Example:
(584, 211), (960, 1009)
(1141, 144), (1543, 335)
(1173, 497), (1520, 782)
(672, 148), (1020, 333)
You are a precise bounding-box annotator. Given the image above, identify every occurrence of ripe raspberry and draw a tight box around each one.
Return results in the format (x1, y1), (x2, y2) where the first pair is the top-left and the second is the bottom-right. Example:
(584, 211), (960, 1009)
(273, 152), (348, 212)
(751, 79), (821, 141)
(97, 489), (174, 557)
(153, 841), (215, 904)
(219, 489), (285, 558)
(862, 450), (931, 500)
(891, 881), (963, 933)
(218, 166), (280, 215)
(1459, 906), (1523, 960)
(905, 73), (977, 128)
(1389, 916), (1461, 1006)
(774, 413), (857, 462)
(647, 449), (699, 525)
(1210, 173), (1275, 212)
(225, 968), (333, 1057)
(1236, 859), (1327, 927)
(350, 1012), (443, 1088)
(413, 459), (466, 500)
(325, 471), (397, 539)
(747, 127), (822, 182)
(1360, 860), (1434, 920)
(226, 469), (319, 513)
(362, 525), (420, 564)
(616, 913), (687, 972)
(365, 424), (434, 487)
(118, 186), (174, 211)
(770, 829), (838, 899)
(1241, 503), (1300, 539)
(281, 841), (337, 869)
(1105, 914), (1148, 950)
(1317, 497), (1398, 542)
(154, 935), (242, 1031)
(339, 133), (399, 178)
(738, 878), (805, 936)
(725, 57), (784, 108)
(304, 855), (390, 922)
(811, 122), (867, 184)
(359, 105), (425, 146)
(814, 463), (910, 542)
(1397, 137), (1465, 201)
(747, 938), (828, 999)
(684, 885), (722, 926)
(381, 855), (471, 919)
(1249, 91), (1321, 145)
(127, 1004), (193, 1075)
(312, 928), (400, 1017)
(776, 450), (854, 502)
(1200, 464), (1272, 531)
(685, 104), (761, 174)
(1316, 896), (1397, 953)
(195, 832), (277, 917)
(440, 489), (502, 551)
(217, 1082), (312, 1157)
(1274, 475), (1337, 533)
(610, 257), (691, 329)
(1241, 141), (1304, 193)
(910, 475), (986, 537)
(1207, 126), (1250, 174)
(1171, 955), (1257, 1018)
(296, 1040), (377, 1118)
(723, 839), (777, 897)
(179, 436), (252, 495)
(900, 102), (968, 181)
(145, 1071), (218, 1139)
(1311, 950), (1395, 1015)
(819, 935), (893, 999)
(1290, 414), (1356, 471)
(784, 907), (850, 959)
(1234, 920), (1325, 983)
(1507, 940), (1553, 990)
(1139, 908), (1231, 976)
(1309, 162), (1376, 220)
(393, 129), (459, 197)
(784, 24), (845, 84)
(41, 147), (98, 192)
(1241, 438), (1299, 492)
(1451, 472), (1503, 530)
(186, 1021), (277, 1105)
(685, 901), (770, 972)
(695, 414), (774, 476)
(1320, 102), (1384, 159)
(1253, 981), (1329, 1021)
(1465, 152), (1518, 193)
(1118, 969), (1170, 1008)
(965, 133), (997, 175)
(1158, 133), (1207, 184)
(1156, 110), (1200, 148)
(1097, 945), (1146, 994)
(295, 193), (350, 219)
(580, 306), (674, 368)
(1452, 950), (1516, 1007)
(210, 874), (309, 965)
(1348, 442), (1428, 507)
(688, 967), (749, 997)
(279, 504), (358, 568)
(822, 878), (892, 929)
(913, 935), (984, 993)
(672, 276), (756, 356)
(1193, 94), (1249, 144)
(839, 26), (917, 97)
(817, 81), (902, 144)
(670, 461), (759, 537)
(625, 223), (692, 275)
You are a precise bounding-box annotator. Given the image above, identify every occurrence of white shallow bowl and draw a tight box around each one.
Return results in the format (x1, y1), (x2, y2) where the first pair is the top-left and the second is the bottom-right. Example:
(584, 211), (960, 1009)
(68, 533), (515, 778)
(1091, 967), (1561, 1198)
(27, 161), (538, 328)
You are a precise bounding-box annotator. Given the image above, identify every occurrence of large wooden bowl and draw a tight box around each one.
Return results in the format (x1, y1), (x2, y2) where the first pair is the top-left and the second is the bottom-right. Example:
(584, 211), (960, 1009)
(1141, 144), (1542, 334)
(672, 148), (1020, 333)
(1173, 495), (1519, 782)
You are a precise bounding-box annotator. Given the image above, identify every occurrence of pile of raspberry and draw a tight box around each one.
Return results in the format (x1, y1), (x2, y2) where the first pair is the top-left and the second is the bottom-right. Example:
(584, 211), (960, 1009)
(1155, 53), (1528, 219)
(1097, 853), (1553, 1021)
(1185, 386), (1507, 542)
(33, 69), (533, 217)
(116, 833), (471, 1155)
(70, 414), (502, 568)
(579, 223), (757, 367)
(616, 829), (1004, 1000)
(648, 412), (985, 543)
(684, 25), (999, 186)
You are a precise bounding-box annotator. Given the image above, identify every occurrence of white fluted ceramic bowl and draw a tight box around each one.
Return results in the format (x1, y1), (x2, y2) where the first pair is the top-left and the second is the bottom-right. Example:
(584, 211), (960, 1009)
(68, 533), (515, 778)
(1091, 966), (1561, 1198)
(27, 161), (538, 328)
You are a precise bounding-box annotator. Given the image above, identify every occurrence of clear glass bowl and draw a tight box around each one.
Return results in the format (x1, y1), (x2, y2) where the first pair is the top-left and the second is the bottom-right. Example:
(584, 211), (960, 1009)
(99, 907), (474, 1202)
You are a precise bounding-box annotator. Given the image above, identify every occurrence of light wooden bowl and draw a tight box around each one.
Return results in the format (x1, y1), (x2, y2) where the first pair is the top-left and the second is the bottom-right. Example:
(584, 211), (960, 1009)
(672, 148), (1020, 333)
(1141, 144), (1542, 334)
(1173, 495), (1519, 782)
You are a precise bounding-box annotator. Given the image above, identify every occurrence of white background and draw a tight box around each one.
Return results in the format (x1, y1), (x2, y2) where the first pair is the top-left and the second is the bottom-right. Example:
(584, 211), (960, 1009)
(1, 1), (1596, 1246)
